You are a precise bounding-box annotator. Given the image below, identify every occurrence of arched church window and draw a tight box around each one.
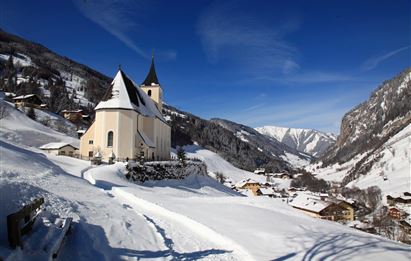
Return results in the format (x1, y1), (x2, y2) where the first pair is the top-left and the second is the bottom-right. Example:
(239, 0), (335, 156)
(148, 90), (152, 96)
(107, 131), (113, 147)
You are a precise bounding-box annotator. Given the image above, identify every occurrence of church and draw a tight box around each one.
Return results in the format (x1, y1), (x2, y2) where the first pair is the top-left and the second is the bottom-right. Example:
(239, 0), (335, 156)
(79, 57), (171, 162)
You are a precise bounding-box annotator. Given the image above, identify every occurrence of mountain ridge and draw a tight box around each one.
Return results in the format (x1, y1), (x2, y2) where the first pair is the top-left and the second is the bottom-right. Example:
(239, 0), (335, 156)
(255, 125), (336, 157)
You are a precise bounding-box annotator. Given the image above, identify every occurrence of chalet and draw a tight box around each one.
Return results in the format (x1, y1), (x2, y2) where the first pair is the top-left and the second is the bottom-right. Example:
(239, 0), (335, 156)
(257, 187), (276, 197)
(386, 193), (411, 205)
(79, 57), (171, 162)
(254, 168), (265, 174)
(289, 193), (354, 222)
(272, 172), (291, 179)
(399, 220), (411, 234)
(388, 207), (404, 220)
(61, 109), (84, 123)
(13, 94), (46, 109)
(40, 142), (78, 157)
(235, 179), (261, 196)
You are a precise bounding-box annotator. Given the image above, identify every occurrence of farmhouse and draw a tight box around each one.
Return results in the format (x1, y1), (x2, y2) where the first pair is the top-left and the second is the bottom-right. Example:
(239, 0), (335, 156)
(13, 94), (46, 109)
(235, 179), (261, 196)
(79, 58), (171, 162)
(257, 187), (276, 197)
(289, 193), (354, 222)
(61, 109), (84, 123)
(388, 207), (404, 220)
(387, 193), (411, 205)
(40, 142), (78, 157)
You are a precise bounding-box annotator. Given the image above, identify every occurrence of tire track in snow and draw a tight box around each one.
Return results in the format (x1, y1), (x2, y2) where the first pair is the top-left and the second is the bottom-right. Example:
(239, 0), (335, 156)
(111, 187), (255, 261)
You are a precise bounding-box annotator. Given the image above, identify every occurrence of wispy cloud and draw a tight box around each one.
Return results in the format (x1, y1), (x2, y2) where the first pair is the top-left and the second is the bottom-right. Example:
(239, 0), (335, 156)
(220, 91), (368, 133)
(361, 45), (411, 71)
(73, 0), (148, 58)
(197, 1), (300, 76)
(235, 71), (354, 85)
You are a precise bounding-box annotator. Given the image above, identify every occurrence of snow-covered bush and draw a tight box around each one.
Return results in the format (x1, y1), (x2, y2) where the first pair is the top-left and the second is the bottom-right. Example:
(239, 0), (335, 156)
(125, 160), (207, 183)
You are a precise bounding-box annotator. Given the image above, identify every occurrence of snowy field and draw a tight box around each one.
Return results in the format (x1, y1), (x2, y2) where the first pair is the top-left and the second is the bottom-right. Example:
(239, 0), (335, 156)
(1, 99), (410, 260)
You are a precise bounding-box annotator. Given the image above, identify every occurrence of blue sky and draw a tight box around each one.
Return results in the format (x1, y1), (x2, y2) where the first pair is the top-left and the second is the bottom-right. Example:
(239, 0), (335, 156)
(2, 0), (410, 133)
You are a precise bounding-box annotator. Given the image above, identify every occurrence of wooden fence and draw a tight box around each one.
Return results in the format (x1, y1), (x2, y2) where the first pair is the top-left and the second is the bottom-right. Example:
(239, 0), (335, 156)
(7, 197), (44, 249)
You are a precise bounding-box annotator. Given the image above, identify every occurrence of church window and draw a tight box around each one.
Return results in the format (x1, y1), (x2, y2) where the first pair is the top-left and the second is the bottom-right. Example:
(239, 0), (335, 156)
(89, 140), (93, 144)
(148, 90), (152, 96)
(107, 131), (113, 147)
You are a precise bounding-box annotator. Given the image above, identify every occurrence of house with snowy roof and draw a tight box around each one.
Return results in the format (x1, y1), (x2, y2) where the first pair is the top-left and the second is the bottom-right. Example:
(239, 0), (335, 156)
(79, 57), (171, 162)
(40, 142), (78, 157)
(289, 193), (354, 222)
(235, 179), (261, 196)
(13, 94), (46, 109)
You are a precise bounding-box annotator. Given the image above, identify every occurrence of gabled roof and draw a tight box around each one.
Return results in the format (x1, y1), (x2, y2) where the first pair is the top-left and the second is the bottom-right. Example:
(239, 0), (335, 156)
(95, 69), (166, 123)
(13, 94), (38, 100)
(289, 193), (333, 213)
(258, 187), (275, 195)
(39, 142), (78, 150)
(235, 179), (260, 188)
(141, 55), (160, 86)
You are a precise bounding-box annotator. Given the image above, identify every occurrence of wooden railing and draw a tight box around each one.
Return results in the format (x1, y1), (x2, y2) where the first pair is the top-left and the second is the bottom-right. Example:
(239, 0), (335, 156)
(7, 197), (44, 249)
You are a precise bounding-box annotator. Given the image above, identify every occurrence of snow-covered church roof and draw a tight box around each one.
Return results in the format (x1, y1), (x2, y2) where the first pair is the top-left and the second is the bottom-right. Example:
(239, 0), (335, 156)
(95, 69), (166, 122)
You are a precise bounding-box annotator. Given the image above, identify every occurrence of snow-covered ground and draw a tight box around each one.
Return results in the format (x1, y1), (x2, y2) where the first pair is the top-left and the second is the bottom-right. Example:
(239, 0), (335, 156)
(347, 123), (411, 194)
(177, 144), (265, 183)
(1, 97), (410, 260)
(0, 99), (78, 148)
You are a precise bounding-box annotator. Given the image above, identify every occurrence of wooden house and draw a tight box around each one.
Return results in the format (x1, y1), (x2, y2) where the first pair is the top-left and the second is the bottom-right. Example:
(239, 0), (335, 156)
(235, 179), (261, 196)
(388, 207), (403, 220)
(257, 187), (276, 197)
(289, 193), (355, 222)
(12, 94), (46, 109)
(61, 109), (84, 123)
(40, 142), (78, 157)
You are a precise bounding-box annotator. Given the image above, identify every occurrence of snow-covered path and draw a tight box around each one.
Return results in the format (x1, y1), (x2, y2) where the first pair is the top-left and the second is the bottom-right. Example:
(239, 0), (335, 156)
(81, 163), (411, 261)
(83, 164), (248, 260)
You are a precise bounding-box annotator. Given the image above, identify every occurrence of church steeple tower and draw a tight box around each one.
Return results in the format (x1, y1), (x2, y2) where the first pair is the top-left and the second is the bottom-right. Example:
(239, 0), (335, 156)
(140, 52), (163, 112)
(142, 52), (160, 86)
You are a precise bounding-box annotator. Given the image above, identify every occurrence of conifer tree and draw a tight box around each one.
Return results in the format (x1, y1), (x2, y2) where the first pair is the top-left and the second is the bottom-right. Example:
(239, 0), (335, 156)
(177, 146), (186, 165)
(26, 107), (36, 120)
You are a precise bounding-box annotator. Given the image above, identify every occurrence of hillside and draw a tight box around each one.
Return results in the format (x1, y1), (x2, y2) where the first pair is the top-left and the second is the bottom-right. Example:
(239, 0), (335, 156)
(163, 104), (305, 172)
(211, 118), (312, 167)
(321, 68), (411, 167)
(310, 68), (411, 191)
(255, 125), (336, 157)
(0, 29), (110, 114)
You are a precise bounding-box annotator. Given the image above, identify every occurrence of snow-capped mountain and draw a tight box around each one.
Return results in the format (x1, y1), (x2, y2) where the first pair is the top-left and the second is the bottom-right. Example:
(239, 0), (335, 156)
(163, 105), (310, 172)
(210, 118), (312, 167)
(310, 68), (411, 193)
(255, 126), (337, 157)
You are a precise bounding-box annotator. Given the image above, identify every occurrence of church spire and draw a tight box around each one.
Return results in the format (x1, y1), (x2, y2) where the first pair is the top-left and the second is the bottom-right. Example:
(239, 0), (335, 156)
(142, 51), (160, 86)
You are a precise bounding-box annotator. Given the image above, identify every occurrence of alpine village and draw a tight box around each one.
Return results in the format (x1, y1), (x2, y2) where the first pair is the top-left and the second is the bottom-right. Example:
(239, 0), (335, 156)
(0, 1), (410, 260)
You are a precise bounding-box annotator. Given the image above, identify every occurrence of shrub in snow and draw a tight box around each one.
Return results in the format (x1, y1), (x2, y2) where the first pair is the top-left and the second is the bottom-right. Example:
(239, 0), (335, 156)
(125, 160), (207, 183)
(215, 172), (226, 184)
(26, 107), (36, 120)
